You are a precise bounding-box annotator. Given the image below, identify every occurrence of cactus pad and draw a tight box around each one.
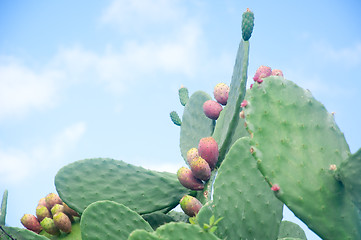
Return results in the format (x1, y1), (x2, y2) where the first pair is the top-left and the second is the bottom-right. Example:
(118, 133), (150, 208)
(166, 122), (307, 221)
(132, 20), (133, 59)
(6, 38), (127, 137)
(179, 86), (189, 106)
(80, 200), (153, 240)
(241, 8), (255, 41)
(170, 111), (182, 126)
(0, 190), (8, 225)
(210, 137), (283, 239)
(142, 211), (174, 230)
(1, 226), (49, 240)
(55, 158), (189, 214)
(212, 40), (249, 166)
(337, 148), (361, 210)
(180, 91), (214, 163)
(244, 76), (361, 239)
(128, 229), (160, 240)
(278, 221), (307, 240)
(156, 222), (220, 240)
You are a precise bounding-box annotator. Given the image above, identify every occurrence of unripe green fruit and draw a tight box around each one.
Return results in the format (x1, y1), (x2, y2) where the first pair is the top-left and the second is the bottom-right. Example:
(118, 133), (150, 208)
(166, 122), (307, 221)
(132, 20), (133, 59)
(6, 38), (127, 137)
(40, 217), (60, 235)
(36, 205), (51, 222)
(180, 195), (202, 217)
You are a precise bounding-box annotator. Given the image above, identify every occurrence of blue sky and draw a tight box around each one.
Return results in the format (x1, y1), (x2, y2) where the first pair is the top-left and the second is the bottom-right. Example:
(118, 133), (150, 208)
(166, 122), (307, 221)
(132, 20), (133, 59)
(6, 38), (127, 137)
(1, 1), (360, 239)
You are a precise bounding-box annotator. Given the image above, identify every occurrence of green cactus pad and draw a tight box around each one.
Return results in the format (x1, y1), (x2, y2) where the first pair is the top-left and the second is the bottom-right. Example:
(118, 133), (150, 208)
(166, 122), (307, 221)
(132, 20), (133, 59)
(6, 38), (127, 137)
(337, 148), (361, 210)
(55, 158), (189, 214)
(180, 91), (214, 163)
(39, 218), (81, 239)
(0, 190), (8, 225)
(278, 238), (304, 240)
(170, 111), (182, 126)
(142, 211), (174, 230)
(241, 9), (255, 41)
(212, 40), (249, 167)
(128, 229), (160, 240)
(195, 200), (214, 228)
(80, 200), (153, 240)
(156, 222), (220, 240)
(166, 211), (189, 223)
(244, 76), (361, 239)
(179, 86), (189, 106)
(1, 226), (49, 240)
(210, 137), (283, 239)
(278, 221), (307, 240)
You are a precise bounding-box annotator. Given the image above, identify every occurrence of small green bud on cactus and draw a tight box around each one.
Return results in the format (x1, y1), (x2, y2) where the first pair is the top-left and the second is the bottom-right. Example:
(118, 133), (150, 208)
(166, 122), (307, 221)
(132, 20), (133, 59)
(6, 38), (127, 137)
(187, 148), (199, 165)
(45, 193), (62, 210)
(20, 214), (42, 233)
(213, 83), (229, 105)
(51, 203), (64, 216)
(36, 205), (51, 222)
(177, 167), (204, 190)
(180, 195), (203, 217)
(242, 8), (254, 41)
(179, 86), (189, 106)
(170, 111), (182, 126)
(40, 217), (60, 235)
(190, 156), (211, 181)
(253, 65), (272, 83)
(203, 100), (223, 120)
(53, 212), (72, 233)
(198, 137), (219, 169)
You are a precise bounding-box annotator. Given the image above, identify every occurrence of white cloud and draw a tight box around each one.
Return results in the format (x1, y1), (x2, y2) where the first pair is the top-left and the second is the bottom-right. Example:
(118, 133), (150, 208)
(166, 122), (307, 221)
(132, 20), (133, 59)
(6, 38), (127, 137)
(313, 42), (361, 67)
(0, 58), (62, 120)
(0, 122), (86, 185)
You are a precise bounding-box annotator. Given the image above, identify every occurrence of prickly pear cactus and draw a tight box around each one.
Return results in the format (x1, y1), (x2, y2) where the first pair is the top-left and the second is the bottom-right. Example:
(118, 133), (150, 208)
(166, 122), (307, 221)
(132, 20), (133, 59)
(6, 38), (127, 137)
(5, 8), (360, 240)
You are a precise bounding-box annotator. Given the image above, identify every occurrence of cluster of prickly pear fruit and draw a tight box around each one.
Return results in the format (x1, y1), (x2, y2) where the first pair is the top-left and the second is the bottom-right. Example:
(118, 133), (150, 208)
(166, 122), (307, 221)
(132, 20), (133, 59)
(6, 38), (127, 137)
(177, 136), (218, 188)
(20, 193), (78, 236)
(1, 8), (360, 240)
(203, 83), (229, 120)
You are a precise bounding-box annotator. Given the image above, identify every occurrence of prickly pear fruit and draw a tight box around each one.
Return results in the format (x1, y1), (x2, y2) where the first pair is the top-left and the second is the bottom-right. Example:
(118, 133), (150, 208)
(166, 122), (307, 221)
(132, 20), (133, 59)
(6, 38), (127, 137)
(180, 195), (203, 217)
(53, 212), (72, 233)
(242, 8), (255, 41)
(190, 156), (211, 181)
(170, 111), (182, 126)
(51, 204), (64, 216)
(20, 214), (42, 233)
(41, 217), (60, 235)
(203, 100), (223, 120)
(177, 167), (204, 190)
(213, 83), (229, 105)
(37, 197), (47, 208)
(63, 202), (79, 217)
(179, 86), (189, 106)
(198, 137), (219, 169)
(36, 205), (51, 222)
(253, 65), (272, 83)
(271, 69), (283, 77)
(187, 148), (199, 165)
(45, 193), (62, 210)
(241, 100), (248, 108)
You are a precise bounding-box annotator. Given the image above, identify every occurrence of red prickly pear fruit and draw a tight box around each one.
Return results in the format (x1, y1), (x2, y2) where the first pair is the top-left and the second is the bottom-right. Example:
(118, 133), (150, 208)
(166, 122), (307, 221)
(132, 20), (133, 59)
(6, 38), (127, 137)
(38, 197), (47, 208)
(51, 203), (64, 216)
(187, 148), (199, 165)
(45, 193), (63, 210)
(177, 167), (204, 190)
(239, 110), (245, 119)
(53, 212), (72, 233)
(241, 100), (248, 108)
(213, 83), (229, 105)
(253, 65), (272, 83)
(63, 202), (80, 217)
(190, 156), (211, 181)
(40, 217), (60, 235)
(203, 100), (223, 120)
(198, 137), (219, 169)
(271, 184), (280, 192)
(36, 205), (52, 222)
(20, 214), (42, 233)
(271, 69), (283, 77)
(180, 195), (203, 217)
